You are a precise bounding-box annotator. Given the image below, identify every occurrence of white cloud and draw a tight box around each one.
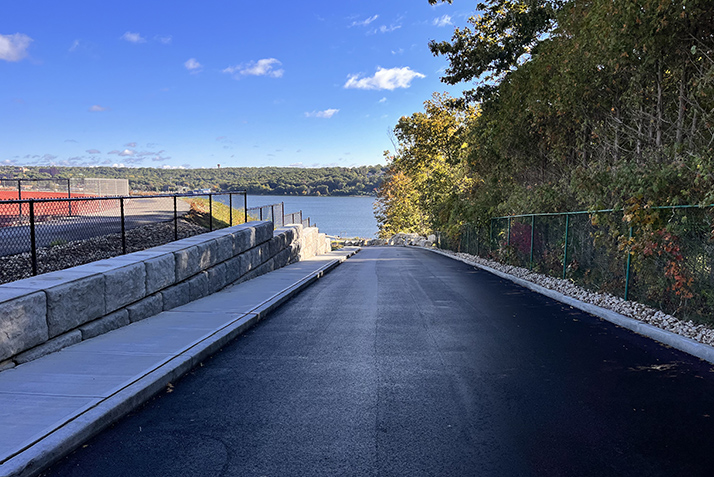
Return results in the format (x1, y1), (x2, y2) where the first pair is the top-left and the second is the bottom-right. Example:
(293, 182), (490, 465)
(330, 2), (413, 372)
(350, 15), (379, 27)
(121, 32), (146, 44)
(125, 142), (137, 148)
(289, 162), (304, 168)
(86, 149), (101, 154)
(137, 149), (165, 157)
(184, 58), (202, 72)
(69, 39), (80, 52)
(108, 149), (135, 157)
(155, 35), (172, 45)
(378, 97), (387, 103)
(391, 48), (404, 55)
(88, 105), (109, 112)
(344, 67), (425, 90)
(0, 33), (32, 62)
(433, 15), (452, 27)
(305, 108), (339, 119)
(369, 24), (401, 35)
(223, 58), (284, 78)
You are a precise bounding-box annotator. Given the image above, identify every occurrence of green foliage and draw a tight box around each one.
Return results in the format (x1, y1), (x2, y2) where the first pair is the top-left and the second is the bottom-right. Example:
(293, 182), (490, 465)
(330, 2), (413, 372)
(181, 197), (261, 230)
(0, 165), (385, 197)
(376, 93), (478, 238)
(429, 0), (562, 102)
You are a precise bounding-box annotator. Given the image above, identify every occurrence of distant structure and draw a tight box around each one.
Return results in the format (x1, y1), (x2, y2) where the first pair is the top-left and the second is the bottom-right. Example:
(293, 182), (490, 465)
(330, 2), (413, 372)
(71, 178), (129, 196)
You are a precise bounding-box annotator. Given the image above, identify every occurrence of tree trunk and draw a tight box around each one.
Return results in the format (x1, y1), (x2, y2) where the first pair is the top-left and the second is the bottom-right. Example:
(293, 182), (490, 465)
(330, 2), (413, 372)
(613, 107), (621, 161)
(689, 109), (698, 150)
(676, 66), (686, 145)
(656, 61), (663, 148)
(636, 106), (643, 156)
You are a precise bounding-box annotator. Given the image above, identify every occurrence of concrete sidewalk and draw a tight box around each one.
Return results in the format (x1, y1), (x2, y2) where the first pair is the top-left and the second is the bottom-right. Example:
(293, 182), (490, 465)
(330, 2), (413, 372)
(0, 247), (359, 477)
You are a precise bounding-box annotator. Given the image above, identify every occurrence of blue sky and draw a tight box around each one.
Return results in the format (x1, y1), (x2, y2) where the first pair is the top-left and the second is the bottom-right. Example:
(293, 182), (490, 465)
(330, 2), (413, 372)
(2, 0), (471, 170)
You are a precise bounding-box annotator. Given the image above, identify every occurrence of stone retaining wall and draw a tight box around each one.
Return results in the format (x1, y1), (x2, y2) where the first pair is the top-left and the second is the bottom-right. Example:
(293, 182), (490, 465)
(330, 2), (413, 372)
(0, 221), (331, 371)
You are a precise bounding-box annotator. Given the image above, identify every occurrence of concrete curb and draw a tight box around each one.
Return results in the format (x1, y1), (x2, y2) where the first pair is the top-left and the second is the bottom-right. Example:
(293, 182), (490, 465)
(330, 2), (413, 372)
(2, 248), (359, 477)
(427, 247), (714, 365)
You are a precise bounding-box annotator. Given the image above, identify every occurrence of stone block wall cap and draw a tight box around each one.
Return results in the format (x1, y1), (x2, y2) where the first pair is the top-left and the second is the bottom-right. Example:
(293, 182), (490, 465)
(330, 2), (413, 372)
(3, 269), (103, 292)
(0, 286), (45, 303)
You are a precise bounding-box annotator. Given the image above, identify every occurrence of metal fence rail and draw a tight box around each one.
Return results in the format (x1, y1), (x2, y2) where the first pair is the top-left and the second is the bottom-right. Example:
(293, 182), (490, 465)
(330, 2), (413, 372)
(0, 190), (248, 278)
(0, 191), (316, 282)
(438, 205), (714, 323)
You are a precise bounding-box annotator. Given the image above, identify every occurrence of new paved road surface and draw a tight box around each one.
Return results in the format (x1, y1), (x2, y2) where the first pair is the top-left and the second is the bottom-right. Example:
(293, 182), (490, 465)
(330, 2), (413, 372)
(41, 247), (714, 476)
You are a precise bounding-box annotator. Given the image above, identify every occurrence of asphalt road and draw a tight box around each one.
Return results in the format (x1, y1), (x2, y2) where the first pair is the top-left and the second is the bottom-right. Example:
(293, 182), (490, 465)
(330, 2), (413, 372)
(41, 247), (714, 476)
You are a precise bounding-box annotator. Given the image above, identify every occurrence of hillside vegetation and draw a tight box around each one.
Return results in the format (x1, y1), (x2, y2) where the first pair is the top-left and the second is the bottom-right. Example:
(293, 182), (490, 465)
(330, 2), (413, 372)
(0, 165), (384, 196)
(376, 0), (714, 237)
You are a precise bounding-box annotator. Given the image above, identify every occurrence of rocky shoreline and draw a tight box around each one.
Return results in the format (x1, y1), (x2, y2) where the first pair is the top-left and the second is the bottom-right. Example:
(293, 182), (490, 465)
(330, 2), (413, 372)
(0, 219), (207, 285)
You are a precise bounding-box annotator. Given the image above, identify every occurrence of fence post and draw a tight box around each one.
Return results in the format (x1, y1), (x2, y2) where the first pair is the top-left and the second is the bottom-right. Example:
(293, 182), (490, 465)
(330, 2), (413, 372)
(67, 179), (72, 217)
(281, 201), (285, 227)
(120, 198), (126, 255)
(489, 218), (494, 253)
(530, 215), (535, 269)
(243, 193), (248, 223)
(260, 207), (263, 221)
(229, 193), (233, 226)
(173, 196), (178, 241)
(29, 201), (37, 276)
(271, 204), (275, 224)
(624, 225), (633, 300)
(507, 217), (512, 247)
(476, 225), (480, 257)
(209, 194), (213, 231)
(562, 213), (570, 279)
(17, 180), (21, 201)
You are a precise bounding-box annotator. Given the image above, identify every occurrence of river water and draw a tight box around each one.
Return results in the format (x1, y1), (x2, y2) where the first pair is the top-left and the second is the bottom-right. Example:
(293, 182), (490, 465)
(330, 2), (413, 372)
(247, 195), (379, 238)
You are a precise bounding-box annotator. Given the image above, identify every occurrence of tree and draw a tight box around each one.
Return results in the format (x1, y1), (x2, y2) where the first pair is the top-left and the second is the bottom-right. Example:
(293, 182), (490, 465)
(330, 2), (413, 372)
(428, 0), (563, 102)
(376, 93), (478, 237)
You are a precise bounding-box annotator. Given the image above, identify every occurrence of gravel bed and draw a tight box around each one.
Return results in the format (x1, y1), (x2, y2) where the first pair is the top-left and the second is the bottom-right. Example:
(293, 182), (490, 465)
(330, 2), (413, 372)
(434, 248), (714, 348)
(0, 219), (208, 285)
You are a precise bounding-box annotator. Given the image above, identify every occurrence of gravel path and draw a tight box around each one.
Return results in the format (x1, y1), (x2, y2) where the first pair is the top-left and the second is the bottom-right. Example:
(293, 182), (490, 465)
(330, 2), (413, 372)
(0, 219), (207, 285)
(434, 248), (714, 348)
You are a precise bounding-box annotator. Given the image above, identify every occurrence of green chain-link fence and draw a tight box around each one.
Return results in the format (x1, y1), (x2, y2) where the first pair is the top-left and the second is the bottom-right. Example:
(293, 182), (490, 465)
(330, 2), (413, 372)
(437, 206), (714, 324)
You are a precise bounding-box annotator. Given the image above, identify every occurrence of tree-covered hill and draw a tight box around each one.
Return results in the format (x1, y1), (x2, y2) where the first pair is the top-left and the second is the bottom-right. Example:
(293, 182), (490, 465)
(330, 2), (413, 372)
(378, 0), (714, 237)
(0, 165), (385, 196)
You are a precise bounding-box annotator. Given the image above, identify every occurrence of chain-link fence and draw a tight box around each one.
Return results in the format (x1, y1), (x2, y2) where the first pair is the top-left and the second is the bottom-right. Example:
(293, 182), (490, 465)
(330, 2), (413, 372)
(438, 206), (714, 323)
(283, 211), (303, 225)
(0, 178), (129, 200)
(243, 202), (311, 229)
(0, 190), (320, 283)
(0, 190), (248, 281)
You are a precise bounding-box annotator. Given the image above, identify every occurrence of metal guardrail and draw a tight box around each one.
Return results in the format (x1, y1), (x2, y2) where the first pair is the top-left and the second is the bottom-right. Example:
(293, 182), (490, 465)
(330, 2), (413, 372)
(437, 204), (714, 323)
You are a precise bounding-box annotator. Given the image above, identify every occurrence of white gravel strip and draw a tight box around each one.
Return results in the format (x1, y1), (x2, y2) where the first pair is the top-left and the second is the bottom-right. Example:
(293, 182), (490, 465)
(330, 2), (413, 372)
(427, 247), (714, 357)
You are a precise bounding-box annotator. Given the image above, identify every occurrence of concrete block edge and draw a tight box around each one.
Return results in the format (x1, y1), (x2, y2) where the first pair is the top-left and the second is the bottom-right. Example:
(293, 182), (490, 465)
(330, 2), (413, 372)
(427, 247), (714, 366)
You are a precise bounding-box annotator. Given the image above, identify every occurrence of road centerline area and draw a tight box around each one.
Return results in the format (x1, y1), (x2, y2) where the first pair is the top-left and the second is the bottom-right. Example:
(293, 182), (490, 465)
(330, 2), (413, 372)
(42, 247), (714, 477)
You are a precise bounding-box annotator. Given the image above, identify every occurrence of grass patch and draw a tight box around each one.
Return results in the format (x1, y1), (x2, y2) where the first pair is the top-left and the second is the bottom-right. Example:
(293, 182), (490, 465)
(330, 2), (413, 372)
(181, 197), (246, 230)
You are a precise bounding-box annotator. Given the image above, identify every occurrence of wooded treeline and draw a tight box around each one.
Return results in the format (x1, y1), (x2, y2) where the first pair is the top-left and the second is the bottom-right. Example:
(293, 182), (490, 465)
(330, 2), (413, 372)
(0, 165), (384, 196)
(376, 0), (714, 238)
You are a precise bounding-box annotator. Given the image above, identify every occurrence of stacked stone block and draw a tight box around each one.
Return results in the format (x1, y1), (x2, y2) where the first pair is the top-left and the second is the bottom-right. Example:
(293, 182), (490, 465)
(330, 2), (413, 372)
(0, 220), (331, 371)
